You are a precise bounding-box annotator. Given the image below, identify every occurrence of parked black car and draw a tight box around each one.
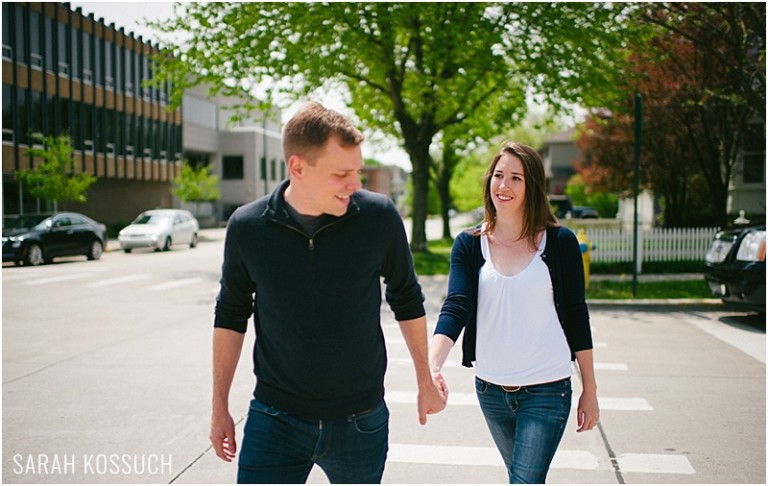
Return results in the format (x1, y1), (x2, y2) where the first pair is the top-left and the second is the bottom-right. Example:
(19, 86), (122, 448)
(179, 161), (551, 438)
(571, 206), (600, 219)
(704, 225), (765, 313)
(548, 195), (573, 219)
(2, 212), (107, 266)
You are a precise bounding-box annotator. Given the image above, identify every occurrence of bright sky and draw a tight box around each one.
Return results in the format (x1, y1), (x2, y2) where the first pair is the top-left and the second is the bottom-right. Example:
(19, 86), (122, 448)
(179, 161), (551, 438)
(70, 1), (413, 169)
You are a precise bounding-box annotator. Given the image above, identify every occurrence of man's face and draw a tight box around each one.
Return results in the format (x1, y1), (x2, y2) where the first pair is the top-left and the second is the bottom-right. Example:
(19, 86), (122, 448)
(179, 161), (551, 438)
(293, 136), (363, 217)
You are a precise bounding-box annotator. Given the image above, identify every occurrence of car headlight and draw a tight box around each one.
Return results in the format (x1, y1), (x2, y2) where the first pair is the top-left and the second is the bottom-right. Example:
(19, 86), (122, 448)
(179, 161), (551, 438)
(736, 230), (766, 262)
(706, 240), (733, 264)
(3, 236), (23, 248)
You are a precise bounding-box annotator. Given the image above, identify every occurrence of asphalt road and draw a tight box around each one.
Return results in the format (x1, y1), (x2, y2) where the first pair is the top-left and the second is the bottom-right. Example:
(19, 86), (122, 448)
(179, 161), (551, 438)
(2, 230), (765, 484)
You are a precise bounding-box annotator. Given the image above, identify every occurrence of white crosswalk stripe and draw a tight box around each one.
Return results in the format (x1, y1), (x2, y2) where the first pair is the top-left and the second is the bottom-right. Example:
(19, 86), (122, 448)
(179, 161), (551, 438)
(148, 277), (204, 291)
(594, 362), (629, 371)
(23, 273), (91, 286)
(389, 444), (603, 470)
(385, 390), (653, 411)
(86, 274), (151, 288)
(617, 453), (695, 474)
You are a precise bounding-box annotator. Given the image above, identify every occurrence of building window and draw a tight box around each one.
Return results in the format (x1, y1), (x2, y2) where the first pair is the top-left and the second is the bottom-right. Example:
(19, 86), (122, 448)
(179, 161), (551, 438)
(14, 4), (26, 64)
(57, 21), (68, 76)
(70, 25), (79, 79)
(2, 3), (11, 60)
(742, 122), (765, 184)
(222, 155), (244, 180)
(44, 16), (54, 71)
(29, 10), (42, 69)
(2, 84), (12, 142)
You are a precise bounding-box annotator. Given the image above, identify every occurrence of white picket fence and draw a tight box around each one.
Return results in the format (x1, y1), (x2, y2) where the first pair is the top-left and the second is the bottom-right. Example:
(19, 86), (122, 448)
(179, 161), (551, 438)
(563, 226), (719, 270)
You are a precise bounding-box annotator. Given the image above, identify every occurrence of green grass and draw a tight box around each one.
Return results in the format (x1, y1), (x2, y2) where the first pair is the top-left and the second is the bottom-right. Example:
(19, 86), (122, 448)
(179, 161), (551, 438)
(412, 239), (453, 276)
(585, 279), (712, 300)
(411, 239), (713, 300)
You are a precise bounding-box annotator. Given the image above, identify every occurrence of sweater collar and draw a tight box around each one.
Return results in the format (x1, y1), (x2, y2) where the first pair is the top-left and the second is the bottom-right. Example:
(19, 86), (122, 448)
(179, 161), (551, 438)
(263, 179), (361, 224)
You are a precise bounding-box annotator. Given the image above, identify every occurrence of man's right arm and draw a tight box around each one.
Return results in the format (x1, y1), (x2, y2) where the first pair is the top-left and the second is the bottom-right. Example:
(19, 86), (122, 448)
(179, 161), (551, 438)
(211, 327), (246, 462)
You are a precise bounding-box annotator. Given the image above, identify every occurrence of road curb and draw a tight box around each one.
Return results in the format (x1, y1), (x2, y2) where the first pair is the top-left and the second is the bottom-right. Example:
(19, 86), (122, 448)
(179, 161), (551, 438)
(587, 298), (725, 311)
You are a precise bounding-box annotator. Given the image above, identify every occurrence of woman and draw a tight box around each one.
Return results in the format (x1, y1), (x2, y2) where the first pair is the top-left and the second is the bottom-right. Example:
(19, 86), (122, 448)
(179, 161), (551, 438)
(429, 141), (599, 483)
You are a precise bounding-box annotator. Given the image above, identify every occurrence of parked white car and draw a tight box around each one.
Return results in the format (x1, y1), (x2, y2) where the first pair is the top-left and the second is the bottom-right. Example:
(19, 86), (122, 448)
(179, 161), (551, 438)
(118, 209), (199, 253)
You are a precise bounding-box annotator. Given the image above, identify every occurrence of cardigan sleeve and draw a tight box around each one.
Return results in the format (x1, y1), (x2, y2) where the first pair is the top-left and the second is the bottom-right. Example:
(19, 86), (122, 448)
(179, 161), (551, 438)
(434, 232), (476, 343)
(557, 227), (593, 352)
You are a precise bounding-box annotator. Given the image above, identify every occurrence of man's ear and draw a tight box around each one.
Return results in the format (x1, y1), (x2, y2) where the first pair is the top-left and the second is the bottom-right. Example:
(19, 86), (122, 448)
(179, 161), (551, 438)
(286, 155), (305, 178)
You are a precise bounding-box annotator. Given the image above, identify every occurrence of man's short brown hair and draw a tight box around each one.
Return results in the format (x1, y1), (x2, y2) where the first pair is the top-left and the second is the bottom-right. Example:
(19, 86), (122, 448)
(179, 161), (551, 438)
(282, 102), (364, 164)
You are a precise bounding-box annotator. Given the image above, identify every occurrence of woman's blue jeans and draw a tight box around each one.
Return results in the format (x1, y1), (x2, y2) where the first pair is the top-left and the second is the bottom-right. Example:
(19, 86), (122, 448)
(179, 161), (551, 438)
(237, 399), (389, 484)
(475, 377), (572, 484)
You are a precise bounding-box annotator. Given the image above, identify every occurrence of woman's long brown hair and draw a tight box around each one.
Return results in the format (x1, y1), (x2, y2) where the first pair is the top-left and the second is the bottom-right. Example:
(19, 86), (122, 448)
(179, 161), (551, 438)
(472, 141), (559, 249)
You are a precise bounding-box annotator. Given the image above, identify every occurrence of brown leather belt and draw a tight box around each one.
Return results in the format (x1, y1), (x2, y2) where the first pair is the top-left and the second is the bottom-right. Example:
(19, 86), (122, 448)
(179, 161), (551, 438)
(480, 377), (570, 393)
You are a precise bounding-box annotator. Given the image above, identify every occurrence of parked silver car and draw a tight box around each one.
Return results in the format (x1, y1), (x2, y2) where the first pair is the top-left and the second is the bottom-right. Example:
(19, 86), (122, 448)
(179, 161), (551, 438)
(118, 209), (199, 253)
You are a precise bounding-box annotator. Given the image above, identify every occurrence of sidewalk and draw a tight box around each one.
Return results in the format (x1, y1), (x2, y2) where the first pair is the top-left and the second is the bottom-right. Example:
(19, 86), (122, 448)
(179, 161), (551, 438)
(120, 225), (719, 309)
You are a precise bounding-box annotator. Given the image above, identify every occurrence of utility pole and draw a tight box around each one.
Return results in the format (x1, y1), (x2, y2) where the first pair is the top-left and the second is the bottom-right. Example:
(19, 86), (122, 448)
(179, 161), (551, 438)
(632, 93), (642, 296)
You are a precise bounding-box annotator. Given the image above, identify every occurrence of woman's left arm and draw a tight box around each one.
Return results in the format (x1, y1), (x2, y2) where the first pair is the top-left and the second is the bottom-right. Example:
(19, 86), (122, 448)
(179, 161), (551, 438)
(574, 349), (599, 432)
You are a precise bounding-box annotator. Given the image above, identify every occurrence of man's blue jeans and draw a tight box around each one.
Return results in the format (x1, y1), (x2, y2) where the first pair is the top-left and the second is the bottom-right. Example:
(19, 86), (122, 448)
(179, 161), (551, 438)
(475, 377), (572, 484)
(237, 399), (389, 484)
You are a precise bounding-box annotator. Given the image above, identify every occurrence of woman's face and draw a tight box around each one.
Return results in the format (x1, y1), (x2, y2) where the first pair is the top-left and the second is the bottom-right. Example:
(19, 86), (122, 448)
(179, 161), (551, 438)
(489, 152), (526, 218)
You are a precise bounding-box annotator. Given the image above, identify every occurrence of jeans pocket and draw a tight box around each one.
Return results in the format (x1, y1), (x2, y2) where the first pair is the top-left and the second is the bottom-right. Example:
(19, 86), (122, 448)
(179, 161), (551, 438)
(248, 399), (282, 417)
(474, 377), (489, 395)
(352, 402), (389, 434)
(524, 379), (572, 398)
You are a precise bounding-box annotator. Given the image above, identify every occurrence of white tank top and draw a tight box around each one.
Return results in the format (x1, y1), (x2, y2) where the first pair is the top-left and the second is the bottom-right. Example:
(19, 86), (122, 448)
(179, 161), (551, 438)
(475, 231), (572, 386)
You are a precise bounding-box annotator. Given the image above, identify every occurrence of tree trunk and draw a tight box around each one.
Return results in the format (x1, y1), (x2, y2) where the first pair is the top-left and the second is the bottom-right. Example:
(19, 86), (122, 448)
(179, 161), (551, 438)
(436, 167), (453, 241)
(409, 162), (431, 252)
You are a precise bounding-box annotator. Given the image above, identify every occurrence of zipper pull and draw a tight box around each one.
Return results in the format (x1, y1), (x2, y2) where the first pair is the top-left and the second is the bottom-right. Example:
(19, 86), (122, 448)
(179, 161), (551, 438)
(308, 239), (315, 251)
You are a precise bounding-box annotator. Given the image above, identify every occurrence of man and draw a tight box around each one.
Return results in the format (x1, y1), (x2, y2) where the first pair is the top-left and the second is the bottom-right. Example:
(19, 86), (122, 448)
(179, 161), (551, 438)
(211, 102), (447, 483)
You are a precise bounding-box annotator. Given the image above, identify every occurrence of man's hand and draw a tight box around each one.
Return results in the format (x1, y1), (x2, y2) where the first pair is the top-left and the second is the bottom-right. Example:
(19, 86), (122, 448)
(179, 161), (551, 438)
(210, 408), (237, 462)
(417, 373), (448, 425)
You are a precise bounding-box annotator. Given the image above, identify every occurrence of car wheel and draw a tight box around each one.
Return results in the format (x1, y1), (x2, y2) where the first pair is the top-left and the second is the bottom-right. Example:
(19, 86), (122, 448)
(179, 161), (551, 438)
(87, 240), (103, 260)
(162, 237), (172, 251)
(123, 248), (132, 254)
(24, 243), (44, 266)
(190, 233), (198, 248)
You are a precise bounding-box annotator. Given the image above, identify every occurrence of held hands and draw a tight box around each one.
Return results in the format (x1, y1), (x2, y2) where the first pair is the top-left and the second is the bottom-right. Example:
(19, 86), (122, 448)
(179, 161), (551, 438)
(417, 373), (449, 425)
(576, 390), (600, 432)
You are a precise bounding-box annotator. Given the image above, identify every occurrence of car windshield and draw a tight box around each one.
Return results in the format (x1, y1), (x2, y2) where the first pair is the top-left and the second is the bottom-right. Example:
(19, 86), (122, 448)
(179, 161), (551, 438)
(133, 214), (172, 226)
(2, 215), (52, 231)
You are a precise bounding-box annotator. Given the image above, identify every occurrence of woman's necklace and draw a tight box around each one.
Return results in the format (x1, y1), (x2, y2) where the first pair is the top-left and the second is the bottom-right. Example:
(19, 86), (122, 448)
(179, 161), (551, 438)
(489, 232), (528, 248)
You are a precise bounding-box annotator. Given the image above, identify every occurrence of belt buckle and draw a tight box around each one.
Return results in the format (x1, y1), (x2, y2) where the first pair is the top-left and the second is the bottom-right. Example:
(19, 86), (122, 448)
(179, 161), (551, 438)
(501, 385), (522, 393)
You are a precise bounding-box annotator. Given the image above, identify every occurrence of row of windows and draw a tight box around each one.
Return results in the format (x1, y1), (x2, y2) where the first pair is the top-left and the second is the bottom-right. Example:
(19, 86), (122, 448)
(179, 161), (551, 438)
(221, 155), (285, 181)
(3, 84), (181, 160)
(2, 3), (169, 102)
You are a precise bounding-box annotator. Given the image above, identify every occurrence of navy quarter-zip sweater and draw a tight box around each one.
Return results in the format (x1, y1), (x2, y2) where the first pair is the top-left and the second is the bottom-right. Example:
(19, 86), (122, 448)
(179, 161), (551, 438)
(214, 180), (425, 419)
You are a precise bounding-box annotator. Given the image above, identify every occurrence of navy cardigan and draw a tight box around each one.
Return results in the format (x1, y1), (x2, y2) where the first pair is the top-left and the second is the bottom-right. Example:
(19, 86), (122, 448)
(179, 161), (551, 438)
(215, 180), (425, 419)
(434, 226), (592, 367)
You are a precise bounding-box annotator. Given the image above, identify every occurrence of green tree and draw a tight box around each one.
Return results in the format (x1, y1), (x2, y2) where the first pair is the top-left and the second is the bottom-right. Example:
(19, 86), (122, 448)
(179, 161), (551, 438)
(577, 3), (765, 227)
(151, 2), (635, 251)
(172, 162), (221, 216)
(431, 88), (527, 240)
(450, 150), (490, 214)
(17, 133), (96, 211)
(564, 173), (618, 219)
